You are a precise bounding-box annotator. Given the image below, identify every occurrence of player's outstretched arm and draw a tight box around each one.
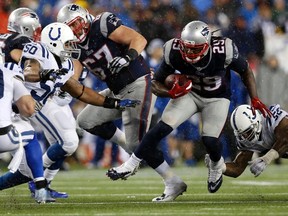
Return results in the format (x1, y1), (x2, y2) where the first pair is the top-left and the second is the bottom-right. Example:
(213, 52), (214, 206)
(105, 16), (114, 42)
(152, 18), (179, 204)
(225, 151), (253, 178)
(61, 77), (140, 110)
(249, 117), (288, 177)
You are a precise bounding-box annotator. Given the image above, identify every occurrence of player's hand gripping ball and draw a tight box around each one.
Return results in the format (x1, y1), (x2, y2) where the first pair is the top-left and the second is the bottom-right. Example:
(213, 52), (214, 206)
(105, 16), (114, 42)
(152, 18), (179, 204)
(164, 74), (192, 99)
(164, 74), (190, 89)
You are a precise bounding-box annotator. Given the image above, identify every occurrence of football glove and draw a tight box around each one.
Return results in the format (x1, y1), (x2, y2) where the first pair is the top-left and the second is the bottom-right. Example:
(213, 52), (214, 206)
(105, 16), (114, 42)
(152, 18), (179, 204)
(251, 97), (272, 118)
(248, 158), (267, 177)
(108, 55), (131, 74)
(103, 97), (141, 111)
(168, 79), (192, 99)
(39, 68), (68, 82)
(116, 99), (141, 111)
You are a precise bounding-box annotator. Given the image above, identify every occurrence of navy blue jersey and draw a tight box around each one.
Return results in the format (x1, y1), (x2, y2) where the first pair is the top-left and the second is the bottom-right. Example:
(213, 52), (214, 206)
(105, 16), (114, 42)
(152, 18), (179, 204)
(0, 33), (32, 63)
(77, 12), (150, 94)
(154, 36), (248, 99)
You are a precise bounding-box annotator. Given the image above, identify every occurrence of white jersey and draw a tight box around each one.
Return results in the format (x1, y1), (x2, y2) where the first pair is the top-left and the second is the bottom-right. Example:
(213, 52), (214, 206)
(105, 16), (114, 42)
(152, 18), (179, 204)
(237, 104), (288, 153)
(20, 42), (74, 105)
(0, 62), (29, 127)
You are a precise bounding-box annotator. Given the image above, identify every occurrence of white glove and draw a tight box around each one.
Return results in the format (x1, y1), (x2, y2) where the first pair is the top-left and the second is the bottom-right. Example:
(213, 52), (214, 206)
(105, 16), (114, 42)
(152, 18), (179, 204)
(108, 55), (130, 74)
(248, 158), (267, 177)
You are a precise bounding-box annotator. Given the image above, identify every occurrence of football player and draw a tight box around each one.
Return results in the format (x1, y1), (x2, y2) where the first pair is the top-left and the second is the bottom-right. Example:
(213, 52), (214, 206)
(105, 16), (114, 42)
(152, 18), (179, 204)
(0, 8), (69, 199)
(57, 4), (156, 154)
(107, 20), (271, 201)
(0, 8), (56, 203)
(0, 62), (54, 204)
(205, 104), (288, 178)
(18, 22), (139, 199)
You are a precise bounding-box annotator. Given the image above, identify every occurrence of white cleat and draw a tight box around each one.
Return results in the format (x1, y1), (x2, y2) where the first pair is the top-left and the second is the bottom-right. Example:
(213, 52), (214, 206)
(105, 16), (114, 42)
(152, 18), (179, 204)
(106, 162), (139, 180)
(34, 188), (55, 204)
(152, 177), (187, 202)
(207, 157), (224, 193)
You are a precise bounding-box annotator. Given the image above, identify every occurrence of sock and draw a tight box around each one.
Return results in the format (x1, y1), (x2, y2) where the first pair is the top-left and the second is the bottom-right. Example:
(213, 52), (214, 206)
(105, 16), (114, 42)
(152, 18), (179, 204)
(44, 168), (60, 182)
(109, 128), (129, 153)
(155, 160), (174, 181)
(46, 143), (67, 162)
(24, 135), (44, 179)
(126, 153), (142, 168)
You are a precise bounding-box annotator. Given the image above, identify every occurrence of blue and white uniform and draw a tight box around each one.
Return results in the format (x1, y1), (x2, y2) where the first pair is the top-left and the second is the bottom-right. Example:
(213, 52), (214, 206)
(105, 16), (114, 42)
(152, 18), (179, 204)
(20, 41), (79, 180)
(0, 62), (33, 152)
(0, 62), (44, 186)
(236, 104), (288, 154)
(76, 12), (156, 152)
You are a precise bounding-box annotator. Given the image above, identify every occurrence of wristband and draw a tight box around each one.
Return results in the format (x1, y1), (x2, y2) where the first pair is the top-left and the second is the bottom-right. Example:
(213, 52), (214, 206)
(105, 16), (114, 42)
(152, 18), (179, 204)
(76, 85), (85, 99)
(126, 48), (138, 61)
(103, 96), (119, 109)
(261, 149), (279, 165)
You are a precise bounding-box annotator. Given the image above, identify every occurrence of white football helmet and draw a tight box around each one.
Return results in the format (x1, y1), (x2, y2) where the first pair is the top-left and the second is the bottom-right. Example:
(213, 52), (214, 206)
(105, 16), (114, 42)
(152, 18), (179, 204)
(41, 22), (81, 61)
(57, 4), (91, 43)
(230, 105), (262, 146)
(7, 7), (41, 41)
(179, 20), (211, 64)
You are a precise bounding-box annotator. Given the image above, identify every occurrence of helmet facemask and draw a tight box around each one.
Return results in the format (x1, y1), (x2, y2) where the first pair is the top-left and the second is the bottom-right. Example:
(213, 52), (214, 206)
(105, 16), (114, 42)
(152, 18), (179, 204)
(179, 40), (210, 64)
(61, 40), (81, 61)
(66, 16), (90, 43)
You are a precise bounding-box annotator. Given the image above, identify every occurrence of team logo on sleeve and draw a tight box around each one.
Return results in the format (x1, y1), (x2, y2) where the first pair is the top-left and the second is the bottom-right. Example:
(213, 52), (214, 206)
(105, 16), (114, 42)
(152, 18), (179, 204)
(108, 14), (120, 26)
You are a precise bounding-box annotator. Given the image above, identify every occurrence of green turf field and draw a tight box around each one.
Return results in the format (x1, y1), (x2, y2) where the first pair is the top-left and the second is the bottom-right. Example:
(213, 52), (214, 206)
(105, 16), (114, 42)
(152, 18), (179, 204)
(0, 161), (288, 216)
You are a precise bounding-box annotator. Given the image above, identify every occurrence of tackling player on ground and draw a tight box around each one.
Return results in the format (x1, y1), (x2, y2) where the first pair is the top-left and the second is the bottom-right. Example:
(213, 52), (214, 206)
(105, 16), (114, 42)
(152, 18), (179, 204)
(205, 104), (288, 178)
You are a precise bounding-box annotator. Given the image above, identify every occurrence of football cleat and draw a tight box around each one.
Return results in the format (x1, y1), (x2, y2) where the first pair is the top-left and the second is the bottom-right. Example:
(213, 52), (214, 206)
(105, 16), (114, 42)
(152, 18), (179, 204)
(207, 157), (224, 193)
(152, 177), (187, 202)
(106, 161), (139, 180)
(34, 188), (55, 204)
(29, 181), (68, 199)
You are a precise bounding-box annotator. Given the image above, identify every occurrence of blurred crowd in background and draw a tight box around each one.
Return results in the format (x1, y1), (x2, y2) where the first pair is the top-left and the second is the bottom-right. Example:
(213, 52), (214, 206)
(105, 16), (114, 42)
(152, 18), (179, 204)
(0, 0), (287, 169)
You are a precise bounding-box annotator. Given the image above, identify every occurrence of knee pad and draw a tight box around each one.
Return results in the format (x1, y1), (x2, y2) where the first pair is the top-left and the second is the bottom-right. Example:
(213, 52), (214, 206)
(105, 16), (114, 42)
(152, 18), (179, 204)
(61, 132), (79, 156)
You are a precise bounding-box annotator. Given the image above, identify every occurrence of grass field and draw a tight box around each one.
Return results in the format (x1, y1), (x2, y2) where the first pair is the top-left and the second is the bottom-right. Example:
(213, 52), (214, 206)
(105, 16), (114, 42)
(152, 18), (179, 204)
(0, 161), (288, 216)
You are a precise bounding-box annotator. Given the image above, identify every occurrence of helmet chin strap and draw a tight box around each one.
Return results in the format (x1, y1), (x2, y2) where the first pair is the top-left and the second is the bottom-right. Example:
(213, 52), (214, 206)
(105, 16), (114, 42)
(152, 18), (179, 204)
(189, 45), (212, 71)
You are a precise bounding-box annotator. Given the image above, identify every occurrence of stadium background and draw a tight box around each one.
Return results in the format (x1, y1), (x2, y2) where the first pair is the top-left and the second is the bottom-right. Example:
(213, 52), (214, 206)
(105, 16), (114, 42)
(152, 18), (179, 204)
(0, 0), (287, 168)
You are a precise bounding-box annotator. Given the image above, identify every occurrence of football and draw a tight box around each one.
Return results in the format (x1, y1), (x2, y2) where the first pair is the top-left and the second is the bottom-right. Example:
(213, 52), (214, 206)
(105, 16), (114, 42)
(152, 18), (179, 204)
(164, 74), (190, 89)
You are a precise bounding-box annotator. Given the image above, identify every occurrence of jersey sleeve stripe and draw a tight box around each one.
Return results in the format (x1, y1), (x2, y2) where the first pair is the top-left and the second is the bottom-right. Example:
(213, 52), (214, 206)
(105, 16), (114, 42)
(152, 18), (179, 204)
(100, 12), (111, 37)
